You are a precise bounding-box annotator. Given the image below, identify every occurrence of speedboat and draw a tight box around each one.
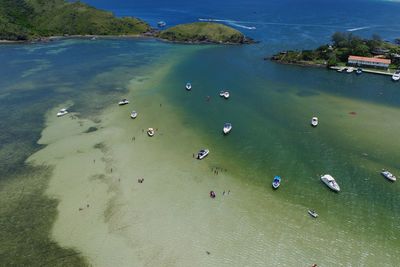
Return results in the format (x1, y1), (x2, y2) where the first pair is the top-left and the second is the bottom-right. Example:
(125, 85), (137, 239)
(308, 210), (318, 218)
(272, 176), (281, 189)
(147, 128), (155, 137)
(223, 122), (232, 135)
(197, 149), (209, 160)
(392, 70), (400, 81)
(356, 68), (363, 75)
(209, 191), (216, 198)
(118, 99), (129, 105)
(219, 90), (230, 99)
(157, 21), (166, 28)
(185, 82), (192, 91)
(130, 111), (138, 119)
(320, 174), (340, 192)
(346, 67), (354, 73)
(381, 170), (396, 182)
(57, 108), (68, 117)
(311, 117), (318, 127)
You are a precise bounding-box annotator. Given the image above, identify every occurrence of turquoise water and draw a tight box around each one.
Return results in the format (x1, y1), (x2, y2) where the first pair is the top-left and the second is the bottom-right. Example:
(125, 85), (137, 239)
(1, 0), (400, 265)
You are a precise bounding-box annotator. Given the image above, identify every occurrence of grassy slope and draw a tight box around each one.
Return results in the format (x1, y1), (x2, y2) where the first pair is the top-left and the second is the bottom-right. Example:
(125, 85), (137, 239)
(0, 0), (151, 40)
(159, 22), (246, 43)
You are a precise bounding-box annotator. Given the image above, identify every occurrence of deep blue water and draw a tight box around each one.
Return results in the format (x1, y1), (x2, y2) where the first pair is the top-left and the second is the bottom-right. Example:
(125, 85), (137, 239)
(84, 0), (400, 51)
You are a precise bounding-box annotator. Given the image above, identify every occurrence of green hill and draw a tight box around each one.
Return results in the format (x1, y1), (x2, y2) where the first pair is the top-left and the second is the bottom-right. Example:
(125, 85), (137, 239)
(158, 22), (253, 44)
(0, 0), (151, 41)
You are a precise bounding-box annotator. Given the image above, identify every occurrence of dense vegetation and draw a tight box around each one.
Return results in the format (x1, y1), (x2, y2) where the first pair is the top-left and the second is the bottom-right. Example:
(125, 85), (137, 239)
(0, 0), (151, 41)
(158, 22), (252, 44)
(271, 32), (400, 68)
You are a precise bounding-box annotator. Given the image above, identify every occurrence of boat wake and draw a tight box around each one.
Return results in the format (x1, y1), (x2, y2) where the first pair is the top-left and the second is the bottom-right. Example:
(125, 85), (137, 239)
(199, 18), (256, 30)
(347, 26), (371, 32)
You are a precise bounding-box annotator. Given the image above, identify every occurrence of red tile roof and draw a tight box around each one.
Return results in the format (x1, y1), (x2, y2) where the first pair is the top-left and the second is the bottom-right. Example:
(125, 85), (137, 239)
(348, 55), (391, 64)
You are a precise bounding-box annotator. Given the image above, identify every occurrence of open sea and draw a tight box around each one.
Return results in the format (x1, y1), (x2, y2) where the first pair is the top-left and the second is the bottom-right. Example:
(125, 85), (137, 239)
(1, 0), (400, 266)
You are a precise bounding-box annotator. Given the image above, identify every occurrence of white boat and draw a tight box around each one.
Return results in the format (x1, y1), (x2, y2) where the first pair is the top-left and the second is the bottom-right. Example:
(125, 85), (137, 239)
(147, 128), (155, 137)
(223, 123), (232, 134)
(157, 21), (166, 27)
(219, 90), (230, 99)
(346, 67), (354, 73)
(118, 99), (129, 105)
(197, 149), (209, 160)
(185, 82), (192, 91)
(130, 111), (138, 119)
(308, 210), (318, 218)
(392, 70), (400, 81)
(320, 174), (340, 192)
(356, 68), (362, 75)
(381, 170), (396, 182)
(311, 117), (318, 127)
(57, 108), (68, 117)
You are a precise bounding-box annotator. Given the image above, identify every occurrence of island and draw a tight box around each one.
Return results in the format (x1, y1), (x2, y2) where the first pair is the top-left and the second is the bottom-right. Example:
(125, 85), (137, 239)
(270, 32), (400, 71)
(157, 22), (254, 44)
(0, 0), (253, 45)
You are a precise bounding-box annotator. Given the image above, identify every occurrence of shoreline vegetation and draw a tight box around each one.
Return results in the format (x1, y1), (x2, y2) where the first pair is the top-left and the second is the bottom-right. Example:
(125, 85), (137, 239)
(269, 32), (400, 72)
(0, 0), (254, 45)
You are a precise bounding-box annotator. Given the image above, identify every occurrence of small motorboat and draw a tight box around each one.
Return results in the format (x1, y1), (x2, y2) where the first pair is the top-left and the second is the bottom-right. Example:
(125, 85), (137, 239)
(311, 117), (318, 127)
(223, 122), (232, 135)
(130, 111), (138, 119)
(381, 169), (396, 182)
(272, 176), (281, 189)
(308, 210), (318, 218)
(219, 90), (230, 99)
(197, 149), (209, 160)
(320, 174), (340, 192)
(209, 191), (216, 198)
(57, 108), (68, 117)
(356, 68), (362, 75)
(185, 82), (192, 91)
(392, 70), (400, 81)
(157, 21), (166, 28)
(118, 99), (129, 105)
(346, 67), (354, 73)
(147, 128), (155, 137)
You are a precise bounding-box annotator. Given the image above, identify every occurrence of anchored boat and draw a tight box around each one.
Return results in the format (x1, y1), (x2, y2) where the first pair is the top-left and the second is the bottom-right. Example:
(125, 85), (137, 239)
(272, 176), (281, 189)
(320, 174), (340, 192)
(381, 170), (396, 182)
(130, 111), (138, 119)
(223, 123), (232, 135)
(308, 210), (318, 218)
(392, 70), (400, 81)
(147, 128), (155, 137)
(219, 90), (230, 99)
(185, 82), (192, 91)
(311, 117), (318, 127)
(118, 99), (129, 105)
(57, 108), (68, 117)
(197, 149), (209, 160)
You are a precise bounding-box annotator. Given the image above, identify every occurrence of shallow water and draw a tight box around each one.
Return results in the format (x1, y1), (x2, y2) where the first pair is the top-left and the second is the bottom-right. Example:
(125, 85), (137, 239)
(2, 0), (400, 265)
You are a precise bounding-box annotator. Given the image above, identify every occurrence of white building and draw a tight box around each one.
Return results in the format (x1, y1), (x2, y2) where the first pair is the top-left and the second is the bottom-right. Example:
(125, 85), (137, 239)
(348, 55), (391, 69)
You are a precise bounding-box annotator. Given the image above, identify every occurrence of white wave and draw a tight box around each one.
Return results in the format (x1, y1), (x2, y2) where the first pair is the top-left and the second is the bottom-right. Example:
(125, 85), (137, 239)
(347, 26), (371, 32)
(199, 18), (256, 30)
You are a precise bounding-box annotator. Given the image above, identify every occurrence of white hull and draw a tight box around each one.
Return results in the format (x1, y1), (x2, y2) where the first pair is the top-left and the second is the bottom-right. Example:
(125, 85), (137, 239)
(308, 210), (318, 218)
(219, 91), (230, 99)
(346, 67), (354, 73)
(119, 100), (129, 105)
(185, 83), (192, 90)
(381, 170), (396, 182)
(392, 75), (400, 81)
(311, 117), (318, 127)
(130, 111), (138, 119)
(147, 128), (155, 137)
(321, 174), (340, 192)
(57, 109), (68, 117)
(223, 123), (232, 134)
(197, 149), (209, 160)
